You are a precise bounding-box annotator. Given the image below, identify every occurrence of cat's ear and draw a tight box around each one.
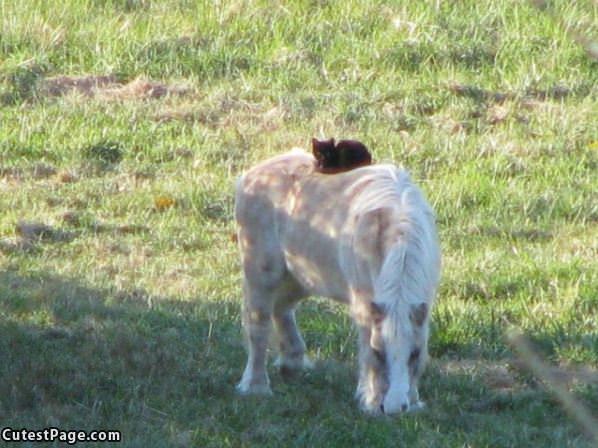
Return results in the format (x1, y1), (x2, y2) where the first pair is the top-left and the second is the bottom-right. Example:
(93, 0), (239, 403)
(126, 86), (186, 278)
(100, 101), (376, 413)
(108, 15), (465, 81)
(311, 138), (320, 152)
(330, 138), (335, 147)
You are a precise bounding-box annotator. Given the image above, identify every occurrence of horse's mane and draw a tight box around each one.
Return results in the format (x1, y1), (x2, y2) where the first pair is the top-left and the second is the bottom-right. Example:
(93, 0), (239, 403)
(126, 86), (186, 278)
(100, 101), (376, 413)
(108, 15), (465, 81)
(346, 165), (440, 335)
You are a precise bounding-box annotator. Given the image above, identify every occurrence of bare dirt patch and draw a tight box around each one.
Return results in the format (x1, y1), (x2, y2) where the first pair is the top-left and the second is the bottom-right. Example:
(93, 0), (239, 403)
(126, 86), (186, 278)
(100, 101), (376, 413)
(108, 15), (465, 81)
(99, 77), (191, 100)
(440, 359), (520, 391)
(152, 99), (287, 134)
(15, 220), (75, 243)
(441, 358), (598, 393)
(39, 75), (191, 101)
(40, 75), (119, 97)
(0, 167), (24, 180)
(0, 221), (75, 254)
(511, 359), (598, 388)
(57, 170), (78, 183)
(447, 81), (582, 104)
(61, 211), (149, 235)
(0, 237), (35, 253)
(0, 163), (58, 183)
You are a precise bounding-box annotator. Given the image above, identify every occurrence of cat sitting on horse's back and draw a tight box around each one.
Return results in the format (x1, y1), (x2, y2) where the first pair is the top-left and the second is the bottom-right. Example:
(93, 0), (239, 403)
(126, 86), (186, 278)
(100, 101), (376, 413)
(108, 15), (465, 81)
(234, 148), (440, 415)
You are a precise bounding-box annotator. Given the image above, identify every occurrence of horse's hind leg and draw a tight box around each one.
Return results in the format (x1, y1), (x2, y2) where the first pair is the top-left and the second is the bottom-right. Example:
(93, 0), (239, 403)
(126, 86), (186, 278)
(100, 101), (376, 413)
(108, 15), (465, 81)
(271, 279), (311, 374)
(236, 221), (294, 395)
(236, 280), (276, 395)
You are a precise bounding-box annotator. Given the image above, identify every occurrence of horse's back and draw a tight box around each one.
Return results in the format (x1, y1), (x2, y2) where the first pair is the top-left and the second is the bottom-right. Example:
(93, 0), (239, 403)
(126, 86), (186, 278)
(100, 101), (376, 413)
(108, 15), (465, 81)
(235, 149), (315, 212)
(236, 151), (424, 300)
(282, 163), (422, 298)
(235, 151), (436, 291)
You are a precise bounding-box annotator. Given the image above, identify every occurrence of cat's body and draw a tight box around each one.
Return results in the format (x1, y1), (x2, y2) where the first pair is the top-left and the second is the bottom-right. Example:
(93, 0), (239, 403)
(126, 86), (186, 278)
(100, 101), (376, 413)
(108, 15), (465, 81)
(312, 138), (372, 174)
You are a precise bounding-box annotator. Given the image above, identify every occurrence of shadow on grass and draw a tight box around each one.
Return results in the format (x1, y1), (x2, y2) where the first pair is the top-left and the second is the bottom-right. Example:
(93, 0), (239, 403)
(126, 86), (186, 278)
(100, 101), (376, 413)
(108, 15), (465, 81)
(0, 269), (244, 438)
(0, 269), (384, 445)
(0, 268), (593, 447)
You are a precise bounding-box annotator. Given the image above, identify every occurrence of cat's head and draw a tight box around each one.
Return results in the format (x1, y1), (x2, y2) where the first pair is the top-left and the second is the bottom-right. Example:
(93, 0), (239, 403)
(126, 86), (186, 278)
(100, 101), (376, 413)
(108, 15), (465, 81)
(312, 138), (336, 167)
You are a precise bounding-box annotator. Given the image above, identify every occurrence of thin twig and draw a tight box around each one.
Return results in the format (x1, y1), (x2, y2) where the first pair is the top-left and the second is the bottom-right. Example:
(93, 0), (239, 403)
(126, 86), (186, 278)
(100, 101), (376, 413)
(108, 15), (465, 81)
(529, 0), (598, 61)
(507, 328), (598, 443)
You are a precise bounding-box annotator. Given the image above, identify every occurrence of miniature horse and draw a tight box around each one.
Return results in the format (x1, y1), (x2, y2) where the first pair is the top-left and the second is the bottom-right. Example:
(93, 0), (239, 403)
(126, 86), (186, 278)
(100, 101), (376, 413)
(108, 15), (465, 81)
(234, 149), (440, 414)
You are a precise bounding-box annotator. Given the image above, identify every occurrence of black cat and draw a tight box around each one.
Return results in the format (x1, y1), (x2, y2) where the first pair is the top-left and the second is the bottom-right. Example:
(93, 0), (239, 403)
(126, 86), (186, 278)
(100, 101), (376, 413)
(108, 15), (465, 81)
(312, 138), (372, 174)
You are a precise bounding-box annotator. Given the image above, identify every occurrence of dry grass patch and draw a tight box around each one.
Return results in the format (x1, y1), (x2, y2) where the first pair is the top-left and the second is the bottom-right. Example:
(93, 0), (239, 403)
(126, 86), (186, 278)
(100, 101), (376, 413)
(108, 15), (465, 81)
(0, 220), (75, 254)
(15, 220), (75, 243)
(440, 360), (520, 391)
(40, 75), (192, 101)
(440, 357), (597, 395)
(152, 96), (286, 134)
(40, 75), (119, 97)
(99, 77), (191, 101)
(0, 163), (57, 182)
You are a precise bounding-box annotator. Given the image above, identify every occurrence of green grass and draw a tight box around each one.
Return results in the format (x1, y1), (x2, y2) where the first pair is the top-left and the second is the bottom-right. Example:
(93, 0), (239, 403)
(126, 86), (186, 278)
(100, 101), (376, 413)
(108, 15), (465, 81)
(1, 0), (597, 446)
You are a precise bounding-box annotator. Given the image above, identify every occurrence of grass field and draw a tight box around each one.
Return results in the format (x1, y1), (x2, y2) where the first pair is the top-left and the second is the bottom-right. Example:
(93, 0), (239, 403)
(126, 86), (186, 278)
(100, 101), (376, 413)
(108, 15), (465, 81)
(1, 0), (597, 446)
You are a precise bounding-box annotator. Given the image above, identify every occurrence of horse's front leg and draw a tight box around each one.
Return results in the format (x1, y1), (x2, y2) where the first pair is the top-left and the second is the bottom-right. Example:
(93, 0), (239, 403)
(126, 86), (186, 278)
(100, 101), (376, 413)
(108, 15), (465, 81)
(355, 324), (388, 414)
(236, 281), (274, 395)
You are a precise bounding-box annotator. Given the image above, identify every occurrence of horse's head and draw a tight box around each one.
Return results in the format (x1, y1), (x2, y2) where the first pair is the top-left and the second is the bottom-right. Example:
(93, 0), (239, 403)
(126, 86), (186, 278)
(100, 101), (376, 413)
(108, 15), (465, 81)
(364, 300), (429, 415)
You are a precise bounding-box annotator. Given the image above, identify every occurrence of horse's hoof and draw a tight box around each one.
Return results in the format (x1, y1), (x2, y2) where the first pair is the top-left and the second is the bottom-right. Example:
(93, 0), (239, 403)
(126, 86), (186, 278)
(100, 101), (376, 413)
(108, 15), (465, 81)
(302, 355), (315, 369)
(274, 355), (314, 372)
(409, 400), (426, 411)
(235, 382), (272, 396)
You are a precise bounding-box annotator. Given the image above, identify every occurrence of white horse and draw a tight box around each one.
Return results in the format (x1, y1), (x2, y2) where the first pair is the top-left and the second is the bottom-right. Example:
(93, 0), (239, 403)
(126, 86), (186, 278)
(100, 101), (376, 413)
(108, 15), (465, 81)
(234, 149), (441, 414)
